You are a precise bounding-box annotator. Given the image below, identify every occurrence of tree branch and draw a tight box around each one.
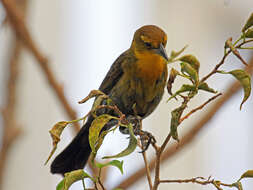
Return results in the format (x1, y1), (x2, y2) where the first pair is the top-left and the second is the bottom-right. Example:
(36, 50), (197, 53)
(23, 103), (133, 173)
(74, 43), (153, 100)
(159, 176), (233, 190)
(179, 93), (222, 123)
(0, 1), (29, 189)
(0, 30), (23, 190)
(114, 55), (253, 189)
(1, 0), (80, 132)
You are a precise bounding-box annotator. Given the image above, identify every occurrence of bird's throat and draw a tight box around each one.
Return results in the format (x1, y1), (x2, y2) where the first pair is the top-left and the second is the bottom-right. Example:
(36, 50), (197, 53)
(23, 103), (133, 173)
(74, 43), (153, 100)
(135, 52), (167, 83)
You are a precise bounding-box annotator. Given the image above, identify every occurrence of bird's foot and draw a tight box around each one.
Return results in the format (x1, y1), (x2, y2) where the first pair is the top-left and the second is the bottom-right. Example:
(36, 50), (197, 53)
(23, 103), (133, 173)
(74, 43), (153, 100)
(135, 128), (156, 153)
(118, 115), (156, 152)
(119, 115), (141, 134)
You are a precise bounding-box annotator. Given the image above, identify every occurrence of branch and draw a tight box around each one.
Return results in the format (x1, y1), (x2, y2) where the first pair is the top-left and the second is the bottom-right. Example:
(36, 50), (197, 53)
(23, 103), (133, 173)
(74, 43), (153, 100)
(1, 0), (106, 178)
(0, 27), (23, 190)
(159, 176), (233, 190)
(136, 120), (152, 190)
(1, 0), (80, 133)
(179, 93), (222, 123)
(114, 55), (253, 189)
(141, 151), (153, 190)
(0, 1), (30, 188)
(201, 39), (253, 83)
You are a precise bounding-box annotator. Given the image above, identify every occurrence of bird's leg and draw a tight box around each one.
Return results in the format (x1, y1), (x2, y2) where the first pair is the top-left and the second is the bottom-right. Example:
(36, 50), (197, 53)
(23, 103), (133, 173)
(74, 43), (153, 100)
(119, 115), (140, 134)
(130, 116), (156, 152)
(119, 115), (156, 152)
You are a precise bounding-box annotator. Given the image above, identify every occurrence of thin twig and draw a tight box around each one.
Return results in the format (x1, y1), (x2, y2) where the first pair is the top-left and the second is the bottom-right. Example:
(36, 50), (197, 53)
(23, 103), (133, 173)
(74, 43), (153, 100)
(151, 134), (172, 190)
(159, 176), (232, 190)
(114, 55), (253, 189)
(138, 119), (153, 190)
(152, 148), (161, 190)
(153, 95), (190, 189)
(97, 169), (106, 190)
(141, 151), (153, 190)
(201, 39), (253, 83)
(179, 93), (222, 123)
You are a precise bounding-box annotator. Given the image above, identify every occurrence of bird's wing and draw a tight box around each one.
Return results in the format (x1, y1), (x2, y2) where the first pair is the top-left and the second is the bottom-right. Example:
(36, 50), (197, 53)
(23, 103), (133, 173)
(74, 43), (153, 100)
(99, 49), (132, 94)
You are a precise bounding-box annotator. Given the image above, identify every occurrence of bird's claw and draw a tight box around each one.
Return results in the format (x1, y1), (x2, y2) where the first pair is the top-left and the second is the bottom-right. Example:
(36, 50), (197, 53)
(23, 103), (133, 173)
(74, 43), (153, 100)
(136, 129), (156, 153)
(119, 115), (156, 152)
(119, 115), (141, 134)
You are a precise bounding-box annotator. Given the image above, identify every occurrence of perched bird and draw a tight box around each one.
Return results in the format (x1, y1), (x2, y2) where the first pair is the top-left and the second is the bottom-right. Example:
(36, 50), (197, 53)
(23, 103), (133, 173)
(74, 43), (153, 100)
(51, 25), (168, 175)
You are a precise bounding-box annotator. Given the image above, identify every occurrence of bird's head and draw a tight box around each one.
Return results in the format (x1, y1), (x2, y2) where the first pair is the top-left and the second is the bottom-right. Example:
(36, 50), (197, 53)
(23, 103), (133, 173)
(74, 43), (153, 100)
(131, 25), (168, 61)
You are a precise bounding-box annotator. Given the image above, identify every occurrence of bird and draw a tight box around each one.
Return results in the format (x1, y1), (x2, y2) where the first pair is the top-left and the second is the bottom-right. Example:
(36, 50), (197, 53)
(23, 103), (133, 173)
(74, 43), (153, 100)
(50, 25), (169, 175)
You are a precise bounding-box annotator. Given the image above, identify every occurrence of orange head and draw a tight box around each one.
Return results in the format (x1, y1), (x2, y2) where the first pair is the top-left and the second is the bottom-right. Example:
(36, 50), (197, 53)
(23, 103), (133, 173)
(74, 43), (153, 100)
(131, 25), (168, 61)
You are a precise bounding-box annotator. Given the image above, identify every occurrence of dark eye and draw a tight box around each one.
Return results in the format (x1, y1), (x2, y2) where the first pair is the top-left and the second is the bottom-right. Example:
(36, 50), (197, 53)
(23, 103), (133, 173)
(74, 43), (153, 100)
(144, 42), (152, 48)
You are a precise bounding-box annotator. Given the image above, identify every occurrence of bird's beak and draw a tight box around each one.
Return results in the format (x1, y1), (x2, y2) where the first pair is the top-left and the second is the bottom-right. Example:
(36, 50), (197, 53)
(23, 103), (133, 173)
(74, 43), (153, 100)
(155, 43), (169, 61)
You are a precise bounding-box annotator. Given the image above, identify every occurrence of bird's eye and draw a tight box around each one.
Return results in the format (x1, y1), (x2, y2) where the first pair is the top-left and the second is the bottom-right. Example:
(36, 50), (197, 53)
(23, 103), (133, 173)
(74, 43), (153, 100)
(144, 42), (152, 48)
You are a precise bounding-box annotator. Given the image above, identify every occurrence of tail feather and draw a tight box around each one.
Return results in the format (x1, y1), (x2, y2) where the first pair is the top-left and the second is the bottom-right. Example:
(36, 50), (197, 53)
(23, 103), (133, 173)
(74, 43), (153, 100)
(50, 118), (92, 175)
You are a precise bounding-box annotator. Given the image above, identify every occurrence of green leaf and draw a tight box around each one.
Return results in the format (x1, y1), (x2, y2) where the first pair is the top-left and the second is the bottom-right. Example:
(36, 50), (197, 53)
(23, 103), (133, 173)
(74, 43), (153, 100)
(225, 38), (248, 66)
(167, 68), (180, 95)
(168, 45), (188, 62)
(170, 110), (180, 141)
(244, 28), (253, 38)
(45, 121), (69, 165)
(96, 160), (124, 174)
(57, 170), (92, 190)
(232, 181), (243, 190)
(89, 114), (115, 153)
(198, 82), (217, 94)
(170, 106), (185, 141)
(103, 124), (137, 159)
(242, 12), (253, 32)
(95, 130), (109, 152)
(79, 90), (106, 104)
(180, 62), (199, 85)
(56, 179), (65, 190)
(239, 170), (253, 180)
(179, 54), (200, 73)
(228, 70), (251, 110)
(167, 84), (196, 102)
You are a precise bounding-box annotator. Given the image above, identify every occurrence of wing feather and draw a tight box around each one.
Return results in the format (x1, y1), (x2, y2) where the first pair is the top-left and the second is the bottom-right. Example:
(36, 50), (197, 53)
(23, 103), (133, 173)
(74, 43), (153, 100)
(99, 49), (132, 94)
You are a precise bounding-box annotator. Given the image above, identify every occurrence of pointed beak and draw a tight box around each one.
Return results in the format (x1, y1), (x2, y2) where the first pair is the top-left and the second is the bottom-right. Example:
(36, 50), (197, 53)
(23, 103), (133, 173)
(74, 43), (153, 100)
(155, 43), (168, 61)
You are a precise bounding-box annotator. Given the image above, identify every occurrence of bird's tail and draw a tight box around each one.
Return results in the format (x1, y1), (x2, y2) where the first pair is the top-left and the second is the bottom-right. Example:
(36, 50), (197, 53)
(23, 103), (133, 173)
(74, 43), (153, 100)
(50, 117), (93, 175)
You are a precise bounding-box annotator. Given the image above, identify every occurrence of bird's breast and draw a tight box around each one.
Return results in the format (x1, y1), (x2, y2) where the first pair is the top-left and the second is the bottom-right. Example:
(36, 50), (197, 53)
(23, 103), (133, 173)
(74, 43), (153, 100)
(135, 53), (167, 84)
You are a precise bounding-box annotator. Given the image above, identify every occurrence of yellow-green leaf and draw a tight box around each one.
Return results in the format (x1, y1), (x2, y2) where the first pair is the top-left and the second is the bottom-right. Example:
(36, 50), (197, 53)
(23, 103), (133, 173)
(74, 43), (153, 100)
(225, 38), (248, 66)
(229, 70), (251, 110)
(170, 106), (185, 141)
(244, 28), (253, 38)
(198, 82), (217, 94)
(89, 114), (114, 153)
(169, 45), (188, 62)
(179, 54), (200, 73)
(240, 170), (253, 180)
(103, 124), (137, 159)
(79, 90), (106, 104)
(167, 68), (180, 95)
(57, 169), (92, 190)
(167, 84), (196, 102)
(45, 121), (68, 165)
(242, 12), (253, 32)
(95, 130), (109, 152)
(180, 62), (199, 85)
(96, 160), (124, 174)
